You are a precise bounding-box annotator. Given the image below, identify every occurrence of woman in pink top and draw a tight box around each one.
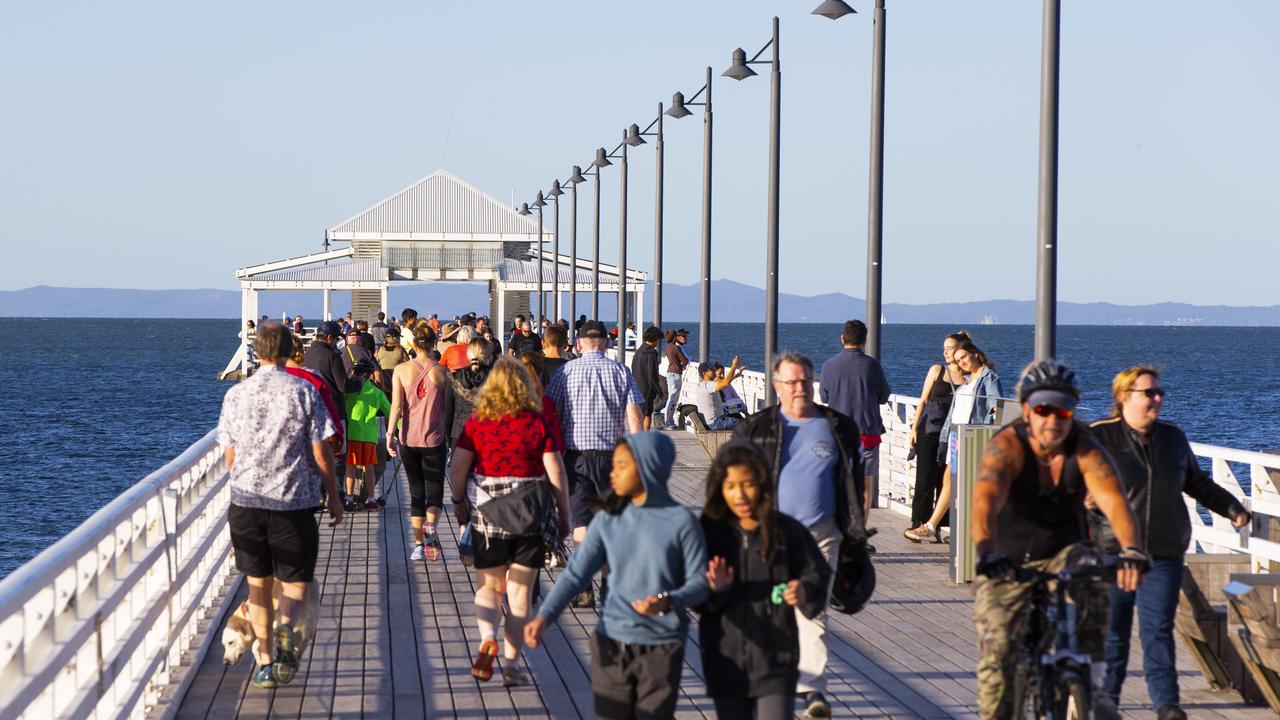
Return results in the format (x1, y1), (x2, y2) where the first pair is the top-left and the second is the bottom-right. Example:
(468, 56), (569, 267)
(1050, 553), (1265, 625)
(388, 325), (450, 562)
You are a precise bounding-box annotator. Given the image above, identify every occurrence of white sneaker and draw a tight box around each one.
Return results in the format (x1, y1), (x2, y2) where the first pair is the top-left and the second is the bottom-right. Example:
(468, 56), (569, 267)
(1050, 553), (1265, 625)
(410, 543), (425, 561)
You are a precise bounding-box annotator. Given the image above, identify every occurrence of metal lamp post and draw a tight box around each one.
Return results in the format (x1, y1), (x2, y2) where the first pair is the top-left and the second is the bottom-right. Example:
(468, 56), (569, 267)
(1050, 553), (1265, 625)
(567, 165), (587, 340)
(725, 17), (782, 404)
(548, 180), (565, 324)
(591, 148), (611, 320)
(617, 125), (644, 346)
(533, 191), (548, 327)
(1034, 0), (1060, 361)
(666, 71), (714, 362)
(637, 107), (665, 329)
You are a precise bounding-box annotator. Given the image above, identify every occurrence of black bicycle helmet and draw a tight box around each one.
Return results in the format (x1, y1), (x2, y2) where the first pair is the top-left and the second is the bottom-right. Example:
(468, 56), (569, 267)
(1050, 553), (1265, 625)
(1016, 359), (1081, 403)
(829, 539), (876, 615)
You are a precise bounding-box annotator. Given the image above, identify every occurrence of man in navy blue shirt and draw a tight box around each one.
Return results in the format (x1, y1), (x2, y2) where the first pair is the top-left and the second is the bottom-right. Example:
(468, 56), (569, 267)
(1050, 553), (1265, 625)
(819, 320), (891, 520)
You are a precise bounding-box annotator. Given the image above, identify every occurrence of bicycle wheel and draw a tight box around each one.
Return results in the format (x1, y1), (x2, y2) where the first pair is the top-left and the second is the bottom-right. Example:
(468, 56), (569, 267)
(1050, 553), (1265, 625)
(1054, 678), (1091, 720)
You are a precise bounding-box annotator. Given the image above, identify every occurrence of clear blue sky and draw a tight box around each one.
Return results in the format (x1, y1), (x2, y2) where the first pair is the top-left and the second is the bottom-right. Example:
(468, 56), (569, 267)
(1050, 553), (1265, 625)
(1, 1), (1276, 305)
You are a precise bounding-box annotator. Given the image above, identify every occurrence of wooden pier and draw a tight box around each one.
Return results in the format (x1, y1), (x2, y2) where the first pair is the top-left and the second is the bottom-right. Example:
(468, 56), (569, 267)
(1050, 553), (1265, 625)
(169, 431), (1268, 719)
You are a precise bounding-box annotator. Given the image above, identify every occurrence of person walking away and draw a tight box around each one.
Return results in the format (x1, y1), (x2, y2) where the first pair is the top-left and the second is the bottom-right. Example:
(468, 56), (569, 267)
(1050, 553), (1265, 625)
(436, 322), (461, 356)
(1089, 366), (1249, 720)
(732, 352), (867, 718)
(370, 312), (389, 349)
(630, 327), (664, 430)
(448, 338), (498, 447)
(906, 332), (968, 532)
(341, 327), (383, 389)
(448, 356), (571, 687)
(971, 360), (1148, 720)
(692, 359), (744, 430)
(819, 319), (890, 527)
(699, 442), (831, 718)
(525, 432), (709, 719)
(344, 360), (390, 511)
(906, 339), (1002, 543)
(545, 320), (644, 609)
(354, 320), (376, 354)
(375, 330), (409, 395)
(285, 335), (345, 466)
(304, 320), (366, 503)
(387, 326), (450, 562)
(662, 329), (691, 429)
(442, 326), (477, 371)
(216, 324), (343, 689)
(542, 324), (569, 377)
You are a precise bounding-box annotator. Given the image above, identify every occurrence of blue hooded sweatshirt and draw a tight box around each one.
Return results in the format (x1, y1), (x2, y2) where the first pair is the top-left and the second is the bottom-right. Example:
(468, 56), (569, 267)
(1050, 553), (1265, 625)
(538, 431), (709, 645)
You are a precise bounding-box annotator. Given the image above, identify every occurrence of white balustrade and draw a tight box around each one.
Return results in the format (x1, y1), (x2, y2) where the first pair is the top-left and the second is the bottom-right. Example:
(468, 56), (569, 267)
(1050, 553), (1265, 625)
(0, 432), (237, 720)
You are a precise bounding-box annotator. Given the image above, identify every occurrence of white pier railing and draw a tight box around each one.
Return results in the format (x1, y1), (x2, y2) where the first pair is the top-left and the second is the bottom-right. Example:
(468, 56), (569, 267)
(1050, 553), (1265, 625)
(0, 432), (237, 720)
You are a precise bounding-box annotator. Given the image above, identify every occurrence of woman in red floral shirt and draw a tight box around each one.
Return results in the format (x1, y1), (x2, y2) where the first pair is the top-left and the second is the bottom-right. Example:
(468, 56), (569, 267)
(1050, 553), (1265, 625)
(448, 356), (570, 687)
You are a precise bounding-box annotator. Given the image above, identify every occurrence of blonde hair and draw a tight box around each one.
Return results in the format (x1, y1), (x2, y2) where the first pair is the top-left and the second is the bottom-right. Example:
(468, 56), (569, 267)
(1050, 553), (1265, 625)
(472, 356), (542, 420)
(1111, 365), (1160, 416)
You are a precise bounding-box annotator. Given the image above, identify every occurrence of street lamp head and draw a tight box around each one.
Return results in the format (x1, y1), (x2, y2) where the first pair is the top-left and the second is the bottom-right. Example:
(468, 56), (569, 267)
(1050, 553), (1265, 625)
(533, 191), (547, 208)
(568, 165), (587, 184)
(665, 91), (694, 118)
(549, 180), (564, 197)
(723, 48), (757, 81)
(811, 0), (857, 19)
(518, 203), (531, 216)
(592, 147), (612, 168)
(624, 123), (646, 147)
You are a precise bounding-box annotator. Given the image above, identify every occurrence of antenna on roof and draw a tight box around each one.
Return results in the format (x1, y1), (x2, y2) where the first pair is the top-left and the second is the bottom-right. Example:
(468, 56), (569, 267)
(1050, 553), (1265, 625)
(439, 111), (455, 169)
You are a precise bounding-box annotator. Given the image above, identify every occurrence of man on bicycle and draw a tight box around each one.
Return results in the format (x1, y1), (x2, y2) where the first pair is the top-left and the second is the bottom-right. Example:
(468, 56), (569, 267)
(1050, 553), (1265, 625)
(971, 360), (1148, 719)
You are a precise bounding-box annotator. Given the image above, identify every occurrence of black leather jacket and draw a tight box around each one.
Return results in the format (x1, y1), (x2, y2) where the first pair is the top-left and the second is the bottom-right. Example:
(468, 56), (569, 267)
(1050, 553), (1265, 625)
(732, 405), (867, 545)
(1088, 416), (1247, 558)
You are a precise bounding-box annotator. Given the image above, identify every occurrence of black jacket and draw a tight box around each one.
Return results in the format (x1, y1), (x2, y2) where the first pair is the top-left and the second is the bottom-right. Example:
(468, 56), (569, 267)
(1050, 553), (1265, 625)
(698, 513), (831, 698)
(630, 345), (662, 402)
(1088, 416), (1247, 558)
(732, 405), (867, 545)
(302, 342), (363, 409)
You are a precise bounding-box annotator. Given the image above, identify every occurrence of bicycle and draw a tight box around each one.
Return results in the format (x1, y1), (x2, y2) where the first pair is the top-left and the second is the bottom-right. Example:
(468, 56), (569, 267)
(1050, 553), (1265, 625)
(1011, 553), (1111, 720)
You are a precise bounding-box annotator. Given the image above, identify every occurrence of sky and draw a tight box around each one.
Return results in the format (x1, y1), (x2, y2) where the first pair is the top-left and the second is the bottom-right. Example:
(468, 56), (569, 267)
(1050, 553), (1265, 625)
(1, 1), (1277, 306)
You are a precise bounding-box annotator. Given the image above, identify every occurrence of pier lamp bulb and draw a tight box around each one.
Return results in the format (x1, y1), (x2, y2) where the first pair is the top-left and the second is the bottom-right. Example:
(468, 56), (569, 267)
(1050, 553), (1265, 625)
(592, 148), (612, 168)
(548, 180), (564, 197)
(533, 191), (547, 208)
(518, 203), (531, 216)
(568, 165), (587, 184)
(624, 124), (646, 147)
(665, 92), (693, 119)
(812, 0), (857, 20)
(723, 48), (757, 81)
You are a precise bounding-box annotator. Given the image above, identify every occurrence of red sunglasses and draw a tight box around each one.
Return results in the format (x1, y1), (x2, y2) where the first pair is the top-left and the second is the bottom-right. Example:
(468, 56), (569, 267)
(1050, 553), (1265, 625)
(1032, 404), (1074, 420)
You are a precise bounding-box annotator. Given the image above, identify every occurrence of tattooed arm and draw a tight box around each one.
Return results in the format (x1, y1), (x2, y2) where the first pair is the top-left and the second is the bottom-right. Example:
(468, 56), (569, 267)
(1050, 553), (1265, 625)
(970, 429), (1023, 556)
(1077, 436), (1140, 550)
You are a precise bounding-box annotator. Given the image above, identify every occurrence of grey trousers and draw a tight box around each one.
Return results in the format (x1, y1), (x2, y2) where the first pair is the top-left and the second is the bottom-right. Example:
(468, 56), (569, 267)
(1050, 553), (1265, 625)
(591, 631), (685, 720)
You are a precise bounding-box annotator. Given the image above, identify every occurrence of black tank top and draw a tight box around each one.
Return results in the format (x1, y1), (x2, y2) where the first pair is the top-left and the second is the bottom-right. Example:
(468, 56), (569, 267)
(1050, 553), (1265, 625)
(920, 366), (958, 434)
(995, 420), (1089, 563)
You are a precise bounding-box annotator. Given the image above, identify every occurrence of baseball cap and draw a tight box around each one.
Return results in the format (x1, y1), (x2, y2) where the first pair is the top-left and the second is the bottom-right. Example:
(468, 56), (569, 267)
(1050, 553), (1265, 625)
(317, 320), (342, 338)
(675, 328), (690, 336)
(580, 320), (607, 338)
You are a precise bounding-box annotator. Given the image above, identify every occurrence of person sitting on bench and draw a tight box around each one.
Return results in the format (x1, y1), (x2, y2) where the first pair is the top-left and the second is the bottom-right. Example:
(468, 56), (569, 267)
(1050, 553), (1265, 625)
(692, 359), (743, 430)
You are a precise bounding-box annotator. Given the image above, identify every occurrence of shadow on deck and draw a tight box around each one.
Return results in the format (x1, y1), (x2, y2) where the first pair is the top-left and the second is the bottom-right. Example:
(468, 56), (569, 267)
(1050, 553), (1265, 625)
(170, 431), (1267, 719)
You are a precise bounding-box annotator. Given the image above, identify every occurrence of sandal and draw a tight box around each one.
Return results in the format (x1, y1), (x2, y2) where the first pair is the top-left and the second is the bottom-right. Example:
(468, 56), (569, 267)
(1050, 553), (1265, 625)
(903, 524), (937, 544)
(471, 638), (499, 681)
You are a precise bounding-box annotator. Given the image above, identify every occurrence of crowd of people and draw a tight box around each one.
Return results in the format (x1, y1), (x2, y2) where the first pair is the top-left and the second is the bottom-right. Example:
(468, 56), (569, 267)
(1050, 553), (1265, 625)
(220, 310), (1244, 720)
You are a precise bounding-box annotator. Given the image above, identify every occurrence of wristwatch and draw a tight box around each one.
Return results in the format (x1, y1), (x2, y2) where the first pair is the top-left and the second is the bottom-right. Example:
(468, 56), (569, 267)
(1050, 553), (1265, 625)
(655, 591), (670, 616)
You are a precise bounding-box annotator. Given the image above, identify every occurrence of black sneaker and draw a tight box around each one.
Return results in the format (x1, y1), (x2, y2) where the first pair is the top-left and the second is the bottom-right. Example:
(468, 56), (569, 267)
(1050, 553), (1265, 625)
(804, 692), (831, 718)
(570, 588), (595, 609)
(1156, 704), (1187, 720)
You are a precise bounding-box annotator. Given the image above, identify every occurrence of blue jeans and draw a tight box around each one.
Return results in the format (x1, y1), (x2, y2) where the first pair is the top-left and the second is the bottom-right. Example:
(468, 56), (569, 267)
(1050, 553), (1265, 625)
(1103, 554), (1184, 707)
(663, 373), (683, 426)
(707, 416), (740, 431)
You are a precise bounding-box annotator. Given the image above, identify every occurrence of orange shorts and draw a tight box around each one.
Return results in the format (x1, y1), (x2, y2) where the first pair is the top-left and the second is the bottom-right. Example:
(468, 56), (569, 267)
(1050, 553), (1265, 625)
(345, 440), (378, 467)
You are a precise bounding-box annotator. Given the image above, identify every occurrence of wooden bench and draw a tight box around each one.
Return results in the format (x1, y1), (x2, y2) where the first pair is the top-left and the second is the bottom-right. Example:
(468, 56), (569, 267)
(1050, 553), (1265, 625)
(1177, 554), (1259, 698)
(1224, 573), (1280, 712)
(679, 405), (735, 460)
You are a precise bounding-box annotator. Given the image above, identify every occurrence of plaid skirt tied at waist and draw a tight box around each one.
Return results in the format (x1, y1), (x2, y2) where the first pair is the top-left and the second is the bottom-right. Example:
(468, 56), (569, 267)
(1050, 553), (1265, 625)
(466, 473), (560, 550)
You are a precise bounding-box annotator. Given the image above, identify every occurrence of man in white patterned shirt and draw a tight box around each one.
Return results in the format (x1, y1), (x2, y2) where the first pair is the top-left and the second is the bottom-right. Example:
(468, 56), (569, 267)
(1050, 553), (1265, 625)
(546, 320), (644, 608)
(217, 323), (343, 689)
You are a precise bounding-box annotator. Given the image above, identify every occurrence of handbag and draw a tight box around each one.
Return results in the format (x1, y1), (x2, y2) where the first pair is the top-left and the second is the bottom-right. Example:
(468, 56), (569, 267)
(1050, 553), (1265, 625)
(478, 481), (552, 536)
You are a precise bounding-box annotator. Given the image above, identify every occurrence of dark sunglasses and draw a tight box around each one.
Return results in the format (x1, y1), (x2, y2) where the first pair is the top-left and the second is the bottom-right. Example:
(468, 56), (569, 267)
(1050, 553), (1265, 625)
(1032, 404), (1074, 420)
(1127, 388), (1167, 399)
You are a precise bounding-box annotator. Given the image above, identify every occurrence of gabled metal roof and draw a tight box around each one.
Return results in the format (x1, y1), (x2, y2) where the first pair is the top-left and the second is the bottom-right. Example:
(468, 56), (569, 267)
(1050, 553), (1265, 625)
(497, 258), (646, 289)
(327, 169), (546, 239)
(254, 257), (387, 283)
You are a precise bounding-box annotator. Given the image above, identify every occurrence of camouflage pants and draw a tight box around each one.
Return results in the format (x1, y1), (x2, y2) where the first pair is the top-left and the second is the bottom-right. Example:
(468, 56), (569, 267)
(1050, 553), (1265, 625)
(972, 544), (1108, 720)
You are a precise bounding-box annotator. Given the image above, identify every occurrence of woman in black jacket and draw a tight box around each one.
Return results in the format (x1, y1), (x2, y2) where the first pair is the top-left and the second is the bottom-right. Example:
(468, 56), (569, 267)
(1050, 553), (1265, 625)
(699, 443), (831, 719)
(1088, 366), (1250, 720)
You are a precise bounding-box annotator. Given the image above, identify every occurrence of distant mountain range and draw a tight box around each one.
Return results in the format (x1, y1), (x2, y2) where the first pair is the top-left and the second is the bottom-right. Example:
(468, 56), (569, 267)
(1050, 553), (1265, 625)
(2, 282), (1277, 326)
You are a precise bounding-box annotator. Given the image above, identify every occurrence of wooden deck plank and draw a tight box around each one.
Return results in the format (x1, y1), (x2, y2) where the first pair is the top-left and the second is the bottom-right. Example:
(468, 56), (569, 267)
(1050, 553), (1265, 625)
(167, 427), (1271, 719)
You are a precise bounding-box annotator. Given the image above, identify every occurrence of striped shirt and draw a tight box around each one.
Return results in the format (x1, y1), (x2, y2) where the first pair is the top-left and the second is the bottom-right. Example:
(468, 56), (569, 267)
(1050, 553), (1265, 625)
(546, 350), (644, 452)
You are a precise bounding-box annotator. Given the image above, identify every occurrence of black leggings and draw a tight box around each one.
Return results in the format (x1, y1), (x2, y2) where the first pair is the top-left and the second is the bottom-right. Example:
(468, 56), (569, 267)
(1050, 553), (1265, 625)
(400, 444), (446, 517)
(911, 431), (945, 527)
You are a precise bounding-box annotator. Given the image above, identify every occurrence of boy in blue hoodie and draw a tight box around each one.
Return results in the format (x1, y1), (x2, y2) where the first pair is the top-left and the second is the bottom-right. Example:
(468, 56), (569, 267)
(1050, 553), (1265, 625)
(526, 431), (708, 719)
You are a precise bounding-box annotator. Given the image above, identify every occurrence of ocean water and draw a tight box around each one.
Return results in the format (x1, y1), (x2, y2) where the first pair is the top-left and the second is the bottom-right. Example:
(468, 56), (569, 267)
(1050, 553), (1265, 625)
(1, 318), (1276, 578)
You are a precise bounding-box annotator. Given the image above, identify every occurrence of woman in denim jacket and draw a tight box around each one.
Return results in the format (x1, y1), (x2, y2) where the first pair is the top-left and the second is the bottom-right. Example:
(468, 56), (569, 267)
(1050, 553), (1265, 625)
(905, 340), (1003, 543)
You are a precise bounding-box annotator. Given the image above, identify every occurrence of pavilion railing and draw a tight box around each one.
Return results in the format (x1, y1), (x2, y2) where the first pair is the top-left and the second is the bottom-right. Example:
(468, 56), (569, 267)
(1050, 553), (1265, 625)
(0, 432), (237, 720)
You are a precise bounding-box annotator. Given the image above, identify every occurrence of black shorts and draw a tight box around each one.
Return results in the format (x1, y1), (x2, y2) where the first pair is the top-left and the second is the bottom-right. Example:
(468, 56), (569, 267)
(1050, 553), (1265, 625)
(565, 450), (613, 529)
(473, 533), (545, 570)
(401, 444), (446, 516)
(228, 504), (320, 583)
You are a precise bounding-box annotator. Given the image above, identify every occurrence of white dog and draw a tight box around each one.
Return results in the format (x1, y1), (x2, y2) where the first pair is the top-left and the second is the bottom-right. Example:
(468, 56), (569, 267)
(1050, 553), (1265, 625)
(221, 581), (320, 667)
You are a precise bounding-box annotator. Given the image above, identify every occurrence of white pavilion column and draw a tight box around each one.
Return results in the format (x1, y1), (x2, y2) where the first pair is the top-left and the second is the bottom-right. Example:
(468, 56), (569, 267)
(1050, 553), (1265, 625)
(496, 285), (506, 338)
(379, 284), (389, 318)
(635, 282), (644, 332)
(323, 288), (332, 321)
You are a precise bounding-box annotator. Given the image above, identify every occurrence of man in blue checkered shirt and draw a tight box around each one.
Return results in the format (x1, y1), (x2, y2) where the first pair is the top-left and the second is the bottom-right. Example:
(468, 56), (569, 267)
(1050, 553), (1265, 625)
(546, 320), (644, 608)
